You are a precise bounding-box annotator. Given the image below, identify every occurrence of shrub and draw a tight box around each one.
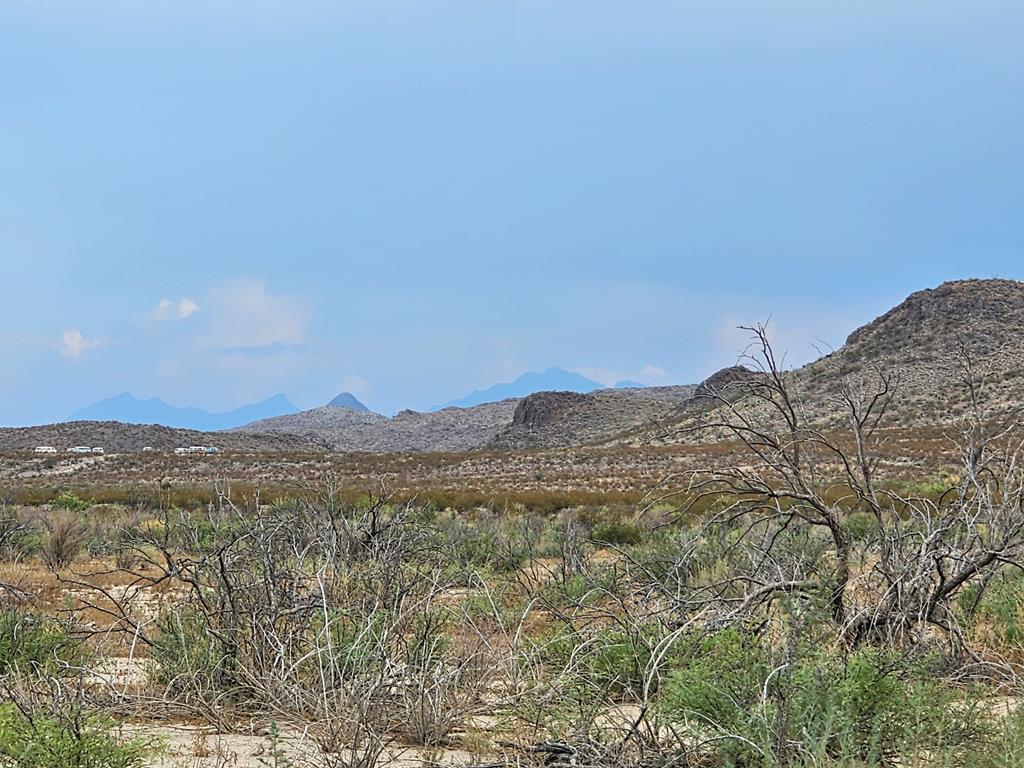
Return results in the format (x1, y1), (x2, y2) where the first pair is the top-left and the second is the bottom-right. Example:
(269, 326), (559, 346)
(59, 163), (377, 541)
(42, 511), (88, 568)
(963, 570), (1024, 645)
(658, 628), (769, 761)
(658, 630), (987, 767)
(0, 609), (79, 675)
(149, 609), (231, 701)
(0, 507), (41, 561)
(584, 625), (661, 697)
(440, 514), (533, 573)
(52, 493), (91, 512)
(959, 706), (1024, 768)
(0, 703), (151, 768)
(591, 519), (644, 546)
(786, 648), (981, 765)
(314, 608), (392, 682)
(398, 612), (479, 747)
(840, 510), (877, 543)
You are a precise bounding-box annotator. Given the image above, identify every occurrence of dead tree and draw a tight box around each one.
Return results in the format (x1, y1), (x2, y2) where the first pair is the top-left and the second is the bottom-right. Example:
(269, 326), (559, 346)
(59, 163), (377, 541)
(676, 324), (1024, 653)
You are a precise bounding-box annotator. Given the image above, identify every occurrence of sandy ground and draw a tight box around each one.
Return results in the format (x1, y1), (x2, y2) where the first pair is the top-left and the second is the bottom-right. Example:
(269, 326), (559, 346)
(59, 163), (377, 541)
(124, 723), (481, 767)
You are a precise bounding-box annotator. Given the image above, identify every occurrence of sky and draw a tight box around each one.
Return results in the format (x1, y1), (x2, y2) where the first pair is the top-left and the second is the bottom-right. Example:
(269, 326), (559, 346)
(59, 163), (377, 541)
(1, 1), (1022, 425)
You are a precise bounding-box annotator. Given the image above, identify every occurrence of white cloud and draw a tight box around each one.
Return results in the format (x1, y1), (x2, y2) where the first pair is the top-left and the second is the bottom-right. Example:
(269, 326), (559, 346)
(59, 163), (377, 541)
(154, 297), (200, 320)
(176, 297), (200, 318)
(153, 299), (174, 319)
(59, 329), (101, 360)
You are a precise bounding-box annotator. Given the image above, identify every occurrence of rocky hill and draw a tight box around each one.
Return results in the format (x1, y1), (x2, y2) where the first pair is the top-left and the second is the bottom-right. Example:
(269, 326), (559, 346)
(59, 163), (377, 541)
(239, 385), (701, 453)
(491, 386), (698, 449)
(637, 279), (1024, 444)
(0, 421), (324, 453)
(791, 279), (1024, 424)
(238, 401), (520, 452)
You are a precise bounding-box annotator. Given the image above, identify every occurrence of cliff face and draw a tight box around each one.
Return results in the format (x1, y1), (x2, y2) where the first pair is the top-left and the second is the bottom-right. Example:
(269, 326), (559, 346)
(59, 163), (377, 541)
(510, 392), (591, 430)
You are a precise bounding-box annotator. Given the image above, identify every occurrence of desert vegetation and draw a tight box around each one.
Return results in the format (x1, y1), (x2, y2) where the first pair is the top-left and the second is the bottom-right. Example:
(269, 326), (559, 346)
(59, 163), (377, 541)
(3, 331), (1024, 767)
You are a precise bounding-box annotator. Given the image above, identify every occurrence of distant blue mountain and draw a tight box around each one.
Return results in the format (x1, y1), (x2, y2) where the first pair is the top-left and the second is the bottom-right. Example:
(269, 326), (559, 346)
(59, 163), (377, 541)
(326, 392), (370, 412)
(614, 380), (648, 389)
(67, 392), (300, 431)
(435, 367), (604, 410)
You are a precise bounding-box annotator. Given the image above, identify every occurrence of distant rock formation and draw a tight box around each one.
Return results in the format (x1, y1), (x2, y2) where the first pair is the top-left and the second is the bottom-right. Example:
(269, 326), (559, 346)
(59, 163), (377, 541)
(690, 365), (761, 403)
(326, 392), (370, 412)
(510, 391), (591, 430)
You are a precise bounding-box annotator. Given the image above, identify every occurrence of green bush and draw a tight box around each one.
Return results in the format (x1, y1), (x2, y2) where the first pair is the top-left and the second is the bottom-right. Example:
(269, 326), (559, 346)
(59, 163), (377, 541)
(0, 505), (33, 561)
(52, 493), (91, 512)
(962, 570), (1024, 644)
(439, 515), (532, 573)
(314, 608), (391, 680)
(658, 628), (768, 761)
(0, 703), (151, 768)
(590, 519), (644, 546)
(584, 625), (663, 697)
(786, 648), (980, 765)
(957, 706), (1024, 768)
(658, 629), (987, 767)
(0, 609), (79, 675)
(840, 510), (877, 543)
(149, 609), (231, 698)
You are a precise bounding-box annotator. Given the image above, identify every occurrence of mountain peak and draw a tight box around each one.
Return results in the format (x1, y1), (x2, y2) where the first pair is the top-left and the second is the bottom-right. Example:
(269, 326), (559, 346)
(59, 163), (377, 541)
(326, 392), (370, 412)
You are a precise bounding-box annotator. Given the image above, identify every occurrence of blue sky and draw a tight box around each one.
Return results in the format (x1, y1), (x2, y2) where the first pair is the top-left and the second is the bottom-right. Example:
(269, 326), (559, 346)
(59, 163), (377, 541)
(1, 1), (1022, 424)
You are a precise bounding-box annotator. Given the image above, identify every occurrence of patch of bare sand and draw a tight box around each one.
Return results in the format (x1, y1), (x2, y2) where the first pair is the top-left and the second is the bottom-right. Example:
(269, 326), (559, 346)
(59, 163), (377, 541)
(125, 723), (479, 767)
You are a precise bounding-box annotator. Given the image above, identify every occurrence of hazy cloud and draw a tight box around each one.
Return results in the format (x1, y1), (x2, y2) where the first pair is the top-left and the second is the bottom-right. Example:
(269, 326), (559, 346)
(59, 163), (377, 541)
(177, 297), (200, 318)
(154, 297), (200, 320)
(59, 329), (101, 360)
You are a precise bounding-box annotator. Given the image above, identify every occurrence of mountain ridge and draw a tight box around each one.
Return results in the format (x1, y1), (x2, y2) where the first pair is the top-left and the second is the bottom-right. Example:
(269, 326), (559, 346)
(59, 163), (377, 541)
(67, 392), (300, 432)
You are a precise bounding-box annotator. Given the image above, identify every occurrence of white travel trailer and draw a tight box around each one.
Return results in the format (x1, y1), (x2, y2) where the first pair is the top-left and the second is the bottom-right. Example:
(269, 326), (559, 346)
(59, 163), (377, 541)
(92, 447), (105, 454)
(68, 446), (92, 454)
(174, 445), (219, 456)
(33, 446), (57, 454)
